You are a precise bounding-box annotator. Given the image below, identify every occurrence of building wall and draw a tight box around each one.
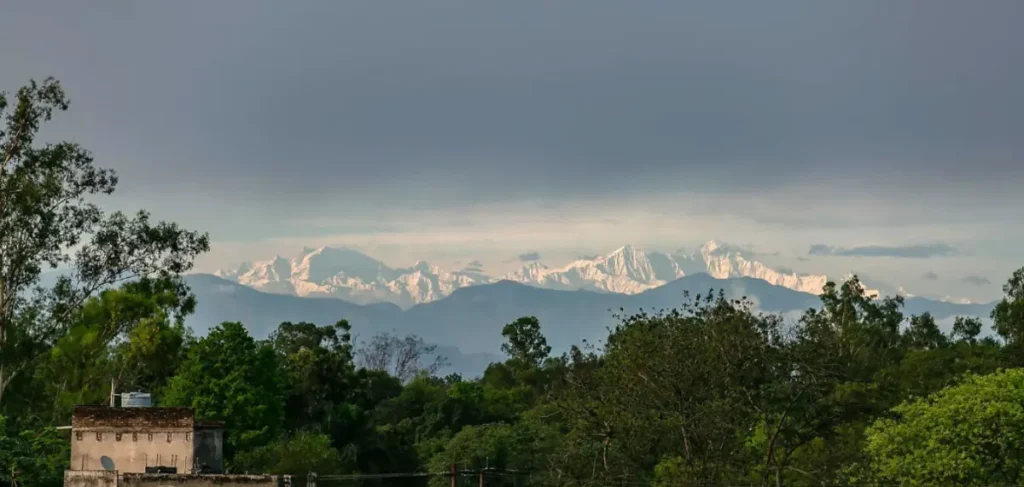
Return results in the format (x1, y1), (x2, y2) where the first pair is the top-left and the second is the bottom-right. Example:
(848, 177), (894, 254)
(70, 427), (195, 474)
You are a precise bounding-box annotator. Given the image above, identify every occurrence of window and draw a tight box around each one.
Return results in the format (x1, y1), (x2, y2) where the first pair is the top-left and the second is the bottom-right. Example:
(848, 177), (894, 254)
(76, 432), (83, 441)
(166, 432), (172, 442)
(96, 432), (102, 441)
(186, 432), (191, 441)
(116, 432), (122, 441)
(148, 433), (153, 441)
(133, 432), (138, 442)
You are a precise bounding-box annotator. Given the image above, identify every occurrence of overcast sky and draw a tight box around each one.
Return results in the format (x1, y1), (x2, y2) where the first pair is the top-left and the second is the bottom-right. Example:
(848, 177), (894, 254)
(2, 0), (1022, 301)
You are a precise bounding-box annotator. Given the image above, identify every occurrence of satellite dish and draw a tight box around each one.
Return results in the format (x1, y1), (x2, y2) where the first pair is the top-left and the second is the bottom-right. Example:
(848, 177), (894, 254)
(100, 456), (115, 471)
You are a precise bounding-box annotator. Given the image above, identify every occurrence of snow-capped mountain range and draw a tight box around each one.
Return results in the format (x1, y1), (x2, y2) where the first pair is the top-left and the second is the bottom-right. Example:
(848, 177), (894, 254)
(213, 241), (838, 309)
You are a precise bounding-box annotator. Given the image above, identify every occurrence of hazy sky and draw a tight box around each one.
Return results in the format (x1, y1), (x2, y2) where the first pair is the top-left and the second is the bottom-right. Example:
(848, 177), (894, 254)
(2, 0), (1022, 301)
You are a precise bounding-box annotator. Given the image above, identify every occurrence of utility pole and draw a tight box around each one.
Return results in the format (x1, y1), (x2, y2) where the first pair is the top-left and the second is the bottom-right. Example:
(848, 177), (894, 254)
(109, 377), (117, 407)
(450, 464), (457, 487)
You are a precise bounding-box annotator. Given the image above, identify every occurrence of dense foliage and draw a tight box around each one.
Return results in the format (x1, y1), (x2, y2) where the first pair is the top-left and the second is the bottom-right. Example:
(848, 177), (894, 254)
(860, 369), (1024, 485)
(3, 78), (1024, 486)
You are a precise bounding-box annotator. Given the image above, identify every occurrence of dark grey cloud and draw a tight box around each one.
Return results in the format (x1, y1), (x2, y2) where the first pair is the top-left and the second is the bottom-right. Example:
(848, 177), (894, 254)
(962, 275), (992, 286)
(1, 0), (1021, 219)
(922, 271), (940, 281)
(518, 252), (541, 262)
(809, 244), (956, 259)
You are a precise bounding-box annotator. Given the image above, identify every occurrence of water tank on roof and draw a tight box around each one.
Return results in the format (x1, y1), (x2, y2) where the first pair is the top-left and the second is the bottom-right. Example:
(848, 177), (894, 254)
(121, 391), (152, 408)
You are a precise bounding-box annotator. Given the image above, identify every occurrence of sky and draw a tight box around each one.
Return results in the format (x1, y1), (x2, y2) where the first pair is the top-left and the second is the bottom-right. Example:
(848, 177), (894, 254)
(1, 0), (1022, 302)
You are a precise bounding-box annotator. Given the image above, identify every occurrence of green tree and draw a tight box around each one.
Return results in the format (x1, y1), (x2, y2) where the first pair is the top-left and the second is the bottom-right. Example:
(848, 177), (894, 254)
(994, 268), (1024, 360)
(777, 277), (909, 483)
(233, 431), (350, 476)
(428, 421), (558, 487)
(902, 312), (949, 350)
(32, 278), (191, 422)
(952, 316), (984, 343)
(861, 369), (1024, 485)
(0, 78), (208, 405)
(163, 322), (285, 460)
(500, 317), (551, 367)
(271, 320), (356, 432)
(482, 317), (562, 410)
(550, 291), (803, 486)
(0, 415), (67, 487)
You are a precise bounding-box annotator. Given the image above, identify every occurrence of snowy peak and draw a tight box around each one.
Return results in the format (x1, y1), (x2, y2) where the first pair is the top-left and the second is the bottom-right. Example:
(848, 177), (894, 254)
(214, 246), (492, 308)
(701, 240), (721, 254)
(500, 241), (828, 296)
(409, 260), (436, 274)
(230, 256), (295, 294)
(503, 245), (681, 294)
(693, 243), (827, 295)
(292, 246), (388, 283)
(214, 240), (842, 306)
(594, 245), (661, 283)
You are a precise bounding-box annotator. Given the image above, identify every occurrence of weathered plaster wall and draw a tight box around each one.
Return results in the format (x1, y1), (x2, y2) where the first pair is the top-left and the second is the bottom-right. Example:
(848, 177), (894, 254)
(71, 406), (198, 473)
(70, 428), (195, 473)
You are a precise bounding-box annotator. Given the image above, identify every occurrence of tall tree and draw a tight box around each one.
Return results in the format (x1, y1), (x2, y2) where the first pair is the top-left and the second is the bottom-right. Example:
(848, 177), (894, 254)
(33, 278), (192, 422)
(551, 291), (802, 485)
(993, 268), (1024, 359)
(355, 331), (447, 383)
(901, 312), (948, 350)
(0, 78), (208, 404)
(163, 322), (285, 460)
(270, 320), (356, 431)
(500, 316), (551, 367)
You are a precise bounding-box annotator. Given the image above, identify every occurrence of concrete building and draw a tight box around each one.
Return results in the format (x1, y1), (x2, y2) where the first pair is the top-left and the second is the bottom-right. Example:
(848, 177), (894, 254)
(65, 405), (290, 486)
(69, 405), (224, 474)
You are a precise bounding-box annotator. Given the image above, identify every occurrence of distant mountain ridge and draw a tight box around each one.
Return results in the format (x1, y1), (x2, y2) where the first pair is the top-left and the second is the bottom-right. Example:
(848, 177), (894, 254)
(184, 272), (995, 377)
(214, 240), (836, 308)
